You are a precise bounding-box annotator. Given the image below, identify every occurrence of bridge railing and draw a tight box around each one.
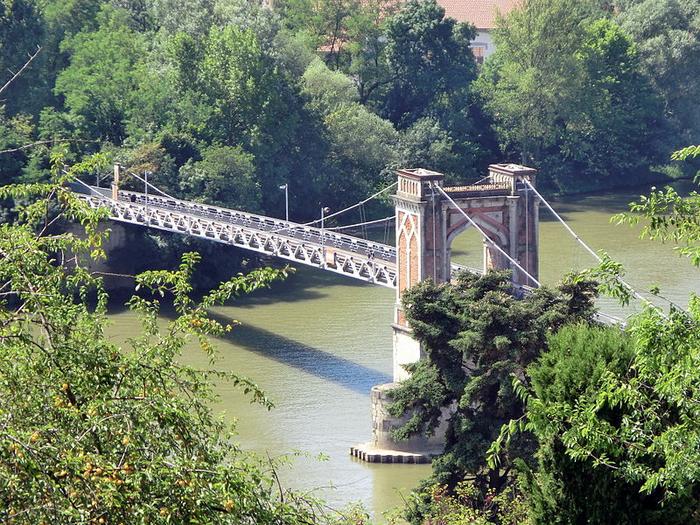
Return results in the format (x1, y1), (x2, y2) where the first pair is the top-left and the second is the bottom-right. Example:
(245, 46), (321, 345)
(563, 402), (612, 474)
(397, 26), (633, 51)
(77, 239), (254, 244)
(71, 183), (516, 292)
(442, 182), (511, 197)
(117, 189), (398, 261)
(75, 187), (401, 288)
(450, 262), (485, 277)
(71, 182), (398, 264)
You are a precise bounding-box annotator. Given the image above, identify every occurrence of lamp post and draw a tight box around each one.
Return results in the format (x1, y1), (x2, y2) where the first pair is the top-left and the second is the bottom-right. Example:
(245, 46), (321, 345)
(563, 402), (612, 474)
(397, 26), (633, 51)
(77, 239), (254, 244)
(144, 171), (151, 224)
(279, 183), (289, 222)
(321, 206), (330, 267)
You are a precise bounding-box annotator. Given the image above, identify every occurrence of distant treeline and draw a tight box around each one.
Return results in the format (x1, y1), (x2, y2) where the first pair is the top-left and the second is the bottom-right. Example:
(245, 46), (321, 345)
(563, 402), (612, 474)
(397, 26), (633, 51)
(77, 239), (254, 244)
(0, 0), (697, 276)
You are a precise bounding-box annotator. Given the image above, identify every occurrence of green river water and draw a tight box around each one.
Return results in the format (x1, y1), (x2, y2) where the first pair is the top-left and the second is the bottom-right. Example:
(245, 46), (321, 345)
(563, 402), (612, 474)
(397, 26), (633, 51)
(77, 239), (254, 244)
(104, 181), (700, 520)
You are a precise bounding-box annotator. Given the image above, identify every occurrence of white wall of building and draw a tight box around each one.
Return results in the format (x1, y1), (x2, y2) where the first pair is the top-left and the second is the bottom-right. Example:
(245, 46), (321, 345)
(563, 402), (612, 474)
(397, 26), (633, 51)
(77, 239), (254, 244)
(470, 30), (496, 63)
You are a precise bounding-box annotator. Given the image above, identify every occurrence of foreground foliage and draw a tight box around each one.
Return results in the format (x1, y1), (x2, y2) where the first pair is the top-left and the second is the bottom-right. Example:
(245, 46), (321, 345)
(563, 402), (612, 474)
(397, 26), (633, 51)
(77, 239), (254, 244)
(516, 148), (700, 522)
(613, 145), (700, 266)
(399, 481), (528, 525)
(408, 147), (700, 524)
(521, 323), (697, 524)
(0, 165), (350, 523)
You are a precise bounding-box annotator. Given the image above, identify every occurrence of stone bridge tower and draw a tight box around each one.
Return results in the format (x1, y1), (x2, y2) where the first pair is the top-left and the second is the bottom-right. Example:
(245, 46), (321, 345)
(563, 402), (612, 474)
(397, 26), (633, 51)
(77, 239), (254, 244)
(391, 164), (539, 381)
(351, 163), (541, 463)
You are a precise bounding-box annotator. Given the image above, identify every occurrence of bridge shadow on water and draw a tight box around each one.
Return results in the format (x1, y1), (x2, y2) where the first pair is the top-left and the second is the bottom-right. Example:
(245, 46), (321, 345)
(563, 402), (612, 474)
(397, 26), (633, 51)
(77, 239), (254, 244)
(104, 263), (379, 314)
(207, 310), (392, 395)
(232, 265), (377, 309)
(104, 260), (391, 393)
(108, 298), (392, 394)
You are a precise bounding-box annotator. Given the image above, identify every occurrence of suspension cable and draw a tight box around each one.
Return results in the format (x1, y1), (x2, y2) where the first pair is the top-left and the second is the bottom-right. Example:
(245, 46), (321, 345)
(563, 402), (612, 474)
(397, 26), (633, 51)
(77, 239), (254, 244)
(525, 182), (530, 275)
(362, 206), (369, 239)
(125, 170), (177, 200)
(435, 184), (541, 287)
(311, 182), (398, 225)
(521, 178), (648, 305)
(67, 174), (119, 203)
(118, 168), (399, 238)
(359, 203), (368, 239)
(268, 181), (399, 235)
(325, 215), (394, 231)
(472, 174), (492, 186)
(80, 167), (398, 236)
(431, 187), (437, 280)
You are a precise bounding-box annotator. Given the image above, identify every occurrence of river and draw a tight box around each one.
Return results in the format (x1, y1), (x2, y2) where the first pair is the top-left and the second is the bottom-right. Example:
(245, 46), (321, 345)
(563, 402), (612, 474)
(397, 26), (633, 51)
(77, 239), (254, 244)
(104, 181), (700, 520)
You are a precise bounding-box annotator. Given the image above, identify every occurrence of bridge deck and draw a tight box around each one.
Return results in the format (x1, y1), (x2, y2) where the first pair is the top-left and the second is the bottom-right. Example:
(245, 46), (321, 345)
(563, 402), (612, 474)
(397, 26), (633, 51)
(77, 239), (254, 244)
(75, 185), (403, 288)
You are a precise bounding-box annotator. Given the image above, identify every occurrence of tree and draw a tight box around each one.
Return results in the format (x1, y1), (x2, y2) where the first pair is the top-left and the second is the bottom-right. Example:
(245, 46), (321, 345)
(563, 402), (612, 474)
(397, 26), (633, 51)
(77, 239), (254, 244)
(672, 145), (700, 161)
(212, 0), (281, 53)
(179, 144), (261, 211)
(151, 0), (216, 36)
(300, 57), (359, 113)
(382, 0), (476, 129)
(389, 270), (598, 522)
(275, 0), (396, 103)
(571, 19), (663, 182)
(166, 25), (329, 219)
(402, 480), (529, 525)
(0, 0), (46, 117)
(520, 323), (695, 524)
(275, 0), (496, 183)
(478, 0), (663, 191)
(617, 0), (700, 147)
(320, 103), (399, 204)
(0, 110), (33, 187)
(398, 118), (460, 177)
(54, 6), (146, 143)
(0, 159), (355, 523)
(551, 147), (700, 498)
(275, 0), (362, 68)
(169, 25), (270, 145)
(379, 0), (497, 182)
(493, 147), (700, 522)
(506, 305), (700, 523)
(118, 141), (179, 195)
(343, 0), (397, 105)
(300, 58), (398, 212)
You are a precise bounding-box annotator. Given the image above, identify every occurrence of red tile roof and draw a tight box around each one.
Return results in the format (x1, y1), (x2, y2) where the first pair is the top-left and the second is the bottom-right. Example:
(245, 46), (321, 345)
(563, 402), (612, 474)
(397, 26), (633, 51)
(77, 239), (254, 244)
(437, 0), (520, 29)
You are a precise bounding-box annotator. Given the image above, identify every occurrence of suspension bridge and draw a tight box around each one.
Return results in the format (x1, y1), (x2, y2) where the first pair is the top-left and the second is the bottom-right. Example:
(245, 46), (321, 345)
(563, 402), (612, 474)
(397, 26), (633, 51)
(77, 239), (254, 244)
(70, 162), (648, 462)
(70, 164), (639, 320)
(72, 183), (403, 289)
(70, 167), (490, 290)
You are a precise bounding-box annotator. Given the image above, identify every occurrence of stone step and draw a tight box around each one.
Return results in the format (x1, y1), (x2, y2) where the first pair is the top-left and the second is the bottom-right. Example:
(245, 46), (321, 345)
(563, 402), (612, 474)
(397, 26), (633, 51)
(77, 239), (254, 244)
(349, 443), (432, 464)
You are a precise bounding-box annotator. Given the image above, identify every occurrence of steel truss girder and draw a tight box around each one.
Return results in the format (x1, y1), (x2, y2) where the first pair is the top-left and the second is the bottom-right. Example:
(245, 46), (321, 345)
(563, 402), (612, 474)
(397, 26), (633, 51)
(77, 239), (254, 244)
(77, 194), (398, 289)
